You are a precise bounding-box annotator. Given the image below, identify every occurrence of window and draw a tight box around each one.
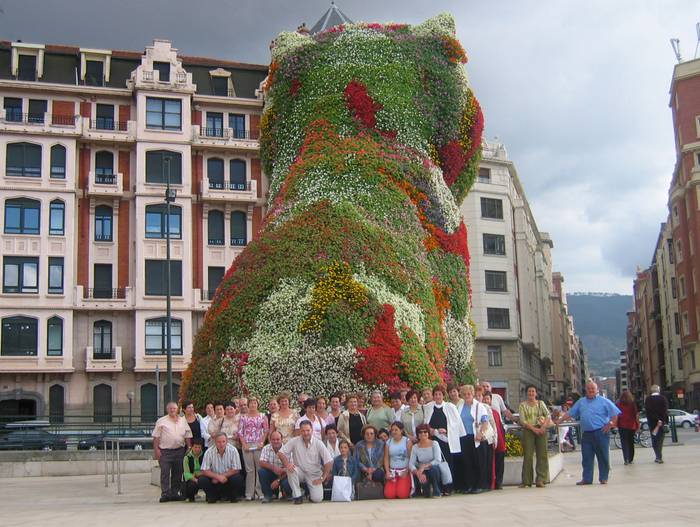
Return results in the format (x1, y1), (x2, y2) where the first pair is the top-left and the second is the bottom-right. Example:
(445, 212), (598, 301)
(680, 276), (686, 298)
(487, 345), (502, 367)
(145, 150), (182, 184)
(49, 385), (65, 424)
(93, 264), (112, 299)
(487, 307), (510, 329)
(230, 159), (246, 189)
(47, 316), (63, 356)
(212, 76), (229, 96)
(485, 270), (507, 292)
(3, 97), (22, 122)
(677, 240), (683, 262)
(145, 317), (183, 355)
(145, 260), (183, 296)
(50, 145), (66, 179)
(93, 320), (113, 357)
(146, 97), (181, 131)
(145, 204), (181, 239)
(95, 151), (114, 183)
(668, 238), (674, 263)
(28, 99), (46, 124)
(49, 200), (64, 236)
(478, 167), (491, 183)
(4, 198), (40, 234)
(205, 112), (223, 137)
(678, 348), (683, 370)
(230, 114), (246, 138)
(153, 61), (170, 82)
(1, 316), (38, 356)
(671, 277), (677, 299)
(208, 210), (224, 245)
(17, 54), (37, 81)
(682, 312), (690, 336)
(675, 313), (680, 335)
(95, 104), (114, 130)
(3, 256), (38, 293)
(483, 233), (506, 255)
(208, 266), (225, 300)
(6, 142), (41, 177)
(481, 197), (503, 219)
(85, 60), (104, 87)
(48, 257), (64, 294)
(207, 158), (224, 188)
(93, 384), (112, 423)
(231, 211), (247, 246)
(94, 205), (113, 241)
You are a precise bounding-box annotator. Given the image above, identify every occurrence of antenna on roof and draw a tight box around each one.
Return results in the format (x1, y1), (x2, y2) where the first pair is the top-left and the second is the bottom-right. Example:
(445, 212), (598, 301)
(670, 38), (682, 63)
(694, 22), (700, 59)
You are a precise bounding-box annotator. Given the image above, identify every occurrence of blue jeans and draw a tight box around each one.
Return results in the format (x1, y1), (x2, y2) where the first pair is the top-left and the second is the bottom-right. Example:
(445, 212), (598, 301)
(258, 467), (292, 499)
(581, 429), (610, 483)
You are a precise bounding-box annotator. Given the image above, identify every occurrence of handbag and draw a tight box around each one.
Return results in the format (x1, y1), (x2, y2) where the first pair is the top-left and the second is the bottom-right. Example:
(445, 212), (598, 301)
(331, 476), (354, 502)
(438, 450), (453, 486)
(356, 479), (384, 500)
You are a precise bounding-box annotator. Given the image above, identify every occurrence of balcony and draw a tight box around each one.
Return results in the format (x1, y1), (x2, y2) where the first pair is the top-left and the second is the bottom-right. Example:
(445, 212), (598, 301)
(192, 125), (259, 150)
(81, 117), (135, 142)
(0, 111), (81, 136)
(74, 285), (133, 309)
(87, 171), (123, 197)
(200, 179), (257, 203)
(85, 346), (123, 372)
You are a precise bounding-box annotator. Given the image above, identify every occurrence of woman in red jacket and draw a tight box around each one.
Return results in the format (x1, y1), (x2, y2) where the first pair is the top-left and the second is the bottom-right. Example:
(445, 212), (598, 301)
(615, 389), (639, 465)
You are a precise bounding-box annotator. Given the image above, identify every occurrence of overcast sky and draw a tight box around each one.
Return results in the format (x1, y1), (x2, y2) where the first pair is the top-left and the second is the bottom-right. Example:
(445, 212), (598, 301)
(2, 0), (699, 294)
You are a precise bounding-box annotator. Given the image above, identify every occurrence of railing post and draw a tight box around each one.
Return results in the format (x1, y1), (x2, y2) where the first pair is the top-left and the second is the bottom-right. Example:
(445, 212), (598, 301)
(670, 415), (678, 443)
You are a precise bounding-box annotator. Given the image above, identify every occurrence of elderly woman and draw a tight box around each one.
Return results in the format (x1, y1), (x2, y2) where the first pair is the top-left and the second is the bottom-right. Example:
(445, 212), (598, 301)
(265, 398), (279, 426)
(459, 385), (491, 494)
(383, 422), (412, 499)
(238, 397), (269, 500)
(409, 423), (442, 498)
(295, 398), (325, 440)
(518, 385), (551, 488)
(355, 424), (385, 482)
(448, 385), (464, 413)
(220, 402), (239, 447)
(424, 384), (466, 495)
(316, 396), (335, 427)
(484, 391), (506, 489)
(401, 389), (425, 442)
(337, 394), (367, 447)
(270, 391), (299, 444)
(366, 390), (394, 431)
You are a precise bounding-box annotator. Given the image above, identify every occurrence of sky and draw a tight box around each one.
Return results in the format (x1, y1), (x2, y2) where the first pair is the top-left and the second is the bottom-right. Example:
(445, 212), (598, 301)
(2, 0), (698, 294)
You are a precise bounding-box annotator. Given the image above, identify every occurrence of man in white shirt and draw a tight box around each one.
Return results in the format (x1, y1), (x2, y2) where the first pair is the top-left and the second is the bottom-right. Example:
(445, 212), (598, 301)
(258, 430), (292, 503)
(152, 401), (192, 502)
(198, 432), (245, 503)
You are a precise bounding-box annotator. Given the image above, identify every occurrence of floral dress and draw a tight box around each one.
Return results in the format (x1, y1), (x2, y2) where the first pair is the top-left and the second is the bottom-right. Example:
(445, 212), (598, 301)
(271, 410), (299, 443)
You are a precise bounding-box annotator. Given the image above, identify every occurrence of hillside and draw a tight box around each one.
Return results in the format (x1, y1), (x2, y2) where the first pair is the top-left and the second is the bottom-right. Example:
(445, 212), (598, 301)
(566, 293), (633, 377)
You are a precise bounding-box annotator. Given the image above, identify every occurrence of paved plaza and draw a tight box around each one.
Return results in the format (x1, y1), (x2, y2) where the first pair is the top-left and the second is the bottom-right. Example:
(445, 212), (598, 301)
(7, 433), (700, 527)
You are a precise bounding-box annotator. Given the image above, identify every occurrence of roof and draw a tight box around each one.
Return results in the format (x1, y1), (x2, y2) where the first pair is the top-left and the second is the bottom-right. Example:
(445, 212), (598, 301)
(310, 2), (353, 34)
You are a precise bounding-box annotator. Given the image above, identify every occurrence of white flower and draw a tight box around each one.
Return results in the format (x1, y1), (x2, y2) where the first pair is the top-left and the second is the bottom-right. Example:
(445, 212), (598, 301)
(443, 311), (474, 375)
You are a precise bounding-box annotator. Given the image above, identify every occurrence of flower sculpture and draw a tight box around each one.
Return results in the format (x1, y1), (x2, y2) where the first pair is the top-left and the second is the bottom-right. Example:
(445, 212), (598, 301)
(182, 14), (484, 405)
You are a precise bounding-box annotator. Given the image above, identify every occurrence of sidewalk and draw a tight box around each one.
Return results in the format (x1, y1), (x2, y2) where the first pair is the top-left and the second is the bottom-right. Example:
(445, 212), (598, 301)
(8, 442), (699, 527)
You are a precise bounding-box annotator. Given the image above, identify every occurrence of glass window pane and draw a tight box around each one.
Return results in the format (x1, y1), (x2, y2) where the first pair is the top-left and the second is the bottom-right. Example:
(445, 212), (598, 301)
(23, 262), (38, 289)
(169, 211), (181, 236)
(24, 207), (39, 233)
(4, 206), (21, 233)
(164, 99), (180, 113)
(146, 98), (162, 112)
(3, 263), (19, 288)
(164, 113), (180, 129)
(145, 211), (162, 237)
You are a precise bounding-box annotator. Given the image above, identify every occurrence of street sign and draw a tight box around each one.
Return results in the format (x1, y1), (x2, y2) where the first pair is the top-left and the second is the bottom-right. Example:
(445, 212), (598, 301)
(676, 388), (685, 398)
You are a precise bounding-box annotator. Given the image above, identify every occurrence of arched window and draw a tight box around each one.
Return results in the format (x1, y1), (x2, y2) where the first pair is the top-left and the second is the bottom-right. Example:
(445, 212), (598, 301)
(6, 142), (41, 177)
(49, 385), (65, 424)
(94, 205), (113, 241)
(93, 320), (112, 358)
(46, 316), (63, 356)
(140, 383), (157, 423)
(145, 204), (181, 239)
(145, 317), (183, 355)
(4, 197), (40, 234)
(49, 200), (65, 236)
(230, 159), (246, 190)
(95, 151), (114, 183)
(207, 158), (224, 189)
(1, 316), (38, 356)
(93, 384), (112, 423)
(207, 210), (224, 245)
(145, 150), (182, 184)
(50, 145), (66, 179)
(230, 211), (247, 246)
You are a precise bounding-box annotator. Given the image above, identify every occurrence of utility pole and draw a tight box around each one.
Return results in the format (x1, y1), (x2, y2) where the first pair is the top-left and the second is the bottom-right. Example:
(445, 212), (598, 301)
(163, 157), (176, 405)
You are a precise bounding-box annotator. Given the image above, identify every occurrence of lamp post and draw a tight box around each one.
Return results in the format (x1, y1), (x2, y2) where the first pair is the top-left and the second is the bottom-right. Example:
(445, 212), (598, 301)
(163, 157), (176, 406)
(126, 390), (134, 429)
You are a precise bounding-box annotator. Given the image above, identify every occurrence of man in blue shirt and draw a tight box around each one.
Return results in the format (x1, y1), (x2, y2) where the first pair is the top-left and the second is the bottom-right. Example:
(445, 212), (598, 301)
(559, 381), (621, 485)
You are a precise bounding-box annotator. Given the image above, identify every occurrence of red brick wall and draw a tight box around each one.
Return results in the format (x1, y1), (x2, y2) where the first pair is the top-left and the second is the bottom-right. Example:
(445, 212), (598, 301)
(78, 147), (90, 190)
(118, 104), (130, 124)
(192, 109), (202, 126)
(118, 201), (130, 289)
(77, 198), (90, 289)
(250, 114), (260, 139)
(251, 158), (262, 199)
(119, 151), (130, 191)
(51, 100), (75, 125)
(80, 102), (91, 118)
(192, 202), (203, 289)
(252, 206), (263, 240)
(675, 76), (700, 151)
(192, 153), (202, 195)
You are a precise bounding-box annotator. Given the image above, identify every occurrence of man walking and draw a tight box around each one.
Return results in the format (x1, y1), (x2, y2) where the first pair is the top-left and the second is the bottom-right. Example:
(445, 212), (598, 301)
(152, 401), (192, 502)
(198, 432), (245, 503)
(558, 381), (620, 485)
(277, 420), (333, 504)
(644, 385), (669, 464)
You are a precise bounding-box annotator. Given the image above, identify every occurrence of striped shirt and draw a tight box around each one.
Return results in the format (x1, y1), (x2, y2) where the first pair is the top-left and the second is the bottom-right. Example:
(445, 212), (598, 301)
(201, 443), (241, 474)
(259, 444), (290, 470)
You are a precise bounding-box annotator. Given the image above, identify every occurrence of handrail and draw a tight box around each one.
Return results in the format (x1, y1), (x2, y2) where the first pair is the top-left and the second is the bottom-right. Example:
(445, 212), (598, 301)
(104, 436), (154, 494)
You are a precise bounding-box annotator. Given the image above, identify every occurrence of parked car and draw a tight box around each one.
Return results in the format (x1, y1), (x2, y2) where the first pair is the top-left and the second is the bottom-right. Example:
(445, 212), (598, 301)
(77, 428), (151, 450)
(0, 429), (67, 450)
(640, 409), (696, 429)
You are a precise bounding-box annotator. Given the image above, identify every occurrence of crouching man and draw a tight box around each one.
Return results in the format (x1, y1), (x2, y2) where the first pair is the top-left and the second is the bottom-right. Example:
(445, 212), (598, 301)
(198, 432), (245, 503)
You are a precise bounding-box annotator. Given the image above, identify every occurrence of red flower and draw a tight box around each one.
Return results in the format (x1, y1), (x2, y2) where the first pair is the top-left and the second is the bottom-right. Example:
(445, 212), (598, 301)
(355, 304), (403, 389)
(344, 80), (383, 129)
(433, 221), (470, 271)
(438, 140), (467, 188)
(290, 78), (302, 96)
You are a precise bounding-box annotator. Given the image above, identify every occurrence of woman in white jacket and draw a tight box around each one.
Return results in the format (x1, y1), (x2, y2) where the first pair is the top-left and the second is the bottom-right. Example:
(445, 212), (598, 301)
(458, 385), (491, 493)
(423, 384), (466, 495)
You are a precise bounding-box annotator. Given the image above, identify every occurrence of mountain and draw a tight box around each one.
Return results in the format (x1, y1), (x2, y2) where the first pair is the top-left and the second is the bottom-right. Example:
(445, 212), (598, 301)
(566, 293), (633, 377)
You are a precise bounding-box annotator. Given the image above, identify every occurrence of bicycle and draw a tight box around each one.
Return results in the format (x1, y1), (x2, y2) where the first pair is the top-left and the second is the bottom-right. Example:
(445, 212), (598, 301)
(612, 428), (650, 449)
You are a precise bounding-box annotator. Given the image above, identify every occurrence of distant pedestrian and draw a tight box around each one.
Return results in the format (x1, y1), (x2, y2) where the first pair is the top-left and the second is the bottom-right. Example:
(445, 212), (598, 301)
(152, 401), (193, 502)
(615, 389), (639, 465)
(558, 381), (620, 485)
(644, 385), (668, 464)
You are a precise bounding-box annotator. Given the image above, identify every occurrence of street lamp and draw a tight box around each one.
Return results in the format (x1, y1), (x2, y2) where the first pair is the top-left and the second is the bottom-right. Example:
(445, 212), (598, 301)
(163, 157), (176, 406)
(126, 390), (134, 429)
